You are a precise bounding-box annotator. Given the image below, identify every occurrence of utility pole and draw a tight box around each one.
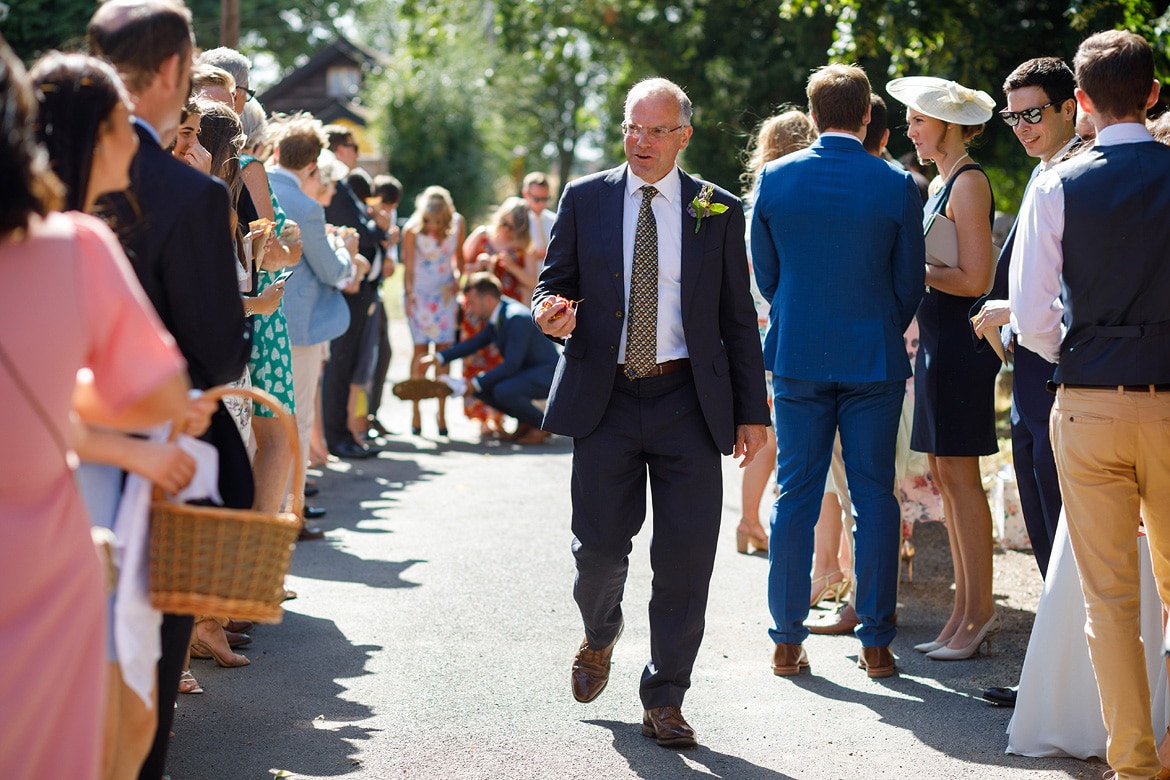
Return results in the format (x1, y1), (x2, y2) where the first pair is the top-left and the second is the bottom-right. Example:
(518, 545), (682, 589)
(221, 0), (240, 48)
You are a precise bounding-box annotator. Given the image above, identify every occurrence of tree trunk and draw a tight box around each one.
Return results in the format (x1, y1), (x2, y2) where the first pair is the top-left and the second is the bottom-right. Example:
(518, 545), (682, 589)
(221, 0), (240, 48)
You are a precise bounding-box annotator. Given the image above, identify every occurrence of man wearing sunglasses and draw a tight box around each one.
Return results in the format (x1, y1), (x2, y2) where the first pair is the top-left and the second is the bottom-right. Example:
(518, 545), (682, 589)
(522, 171), (556, 260)
(971, 55), (1078, 576)
(971, 56), (1079, 711)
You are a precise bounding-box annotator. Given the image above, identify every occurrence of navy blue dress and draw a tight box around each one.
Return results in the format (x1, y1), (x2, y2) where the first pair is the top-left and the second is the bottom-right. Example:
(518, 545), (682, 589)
(910, 164), (1001, 457)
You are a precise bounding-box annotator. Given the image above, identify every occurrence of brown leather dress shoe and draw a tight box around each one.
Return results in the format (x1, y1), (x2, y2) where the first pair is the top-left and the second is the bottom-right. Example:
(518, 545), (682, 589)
(571, 621), (623, 703)
(516, 428), (551, 445)
(807, 603), (861, 635)
(642, 706), (697, 748)
(772, 642), (810, 676)
(858, 645), (896, 678)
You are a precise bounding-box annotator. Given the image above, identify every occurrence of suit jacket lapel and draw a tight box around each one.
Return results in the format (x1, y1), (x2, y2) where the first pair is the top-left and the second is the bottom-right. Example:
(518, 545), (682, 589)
(601, 167), (626, 300)
(679, 171), (701, 317)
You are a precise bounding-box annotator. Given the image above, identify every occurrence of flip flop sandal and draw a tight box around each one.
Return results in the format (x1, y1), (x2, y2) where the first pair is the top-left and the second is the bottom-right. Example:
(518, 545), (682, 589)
(179, 670), (203, 695)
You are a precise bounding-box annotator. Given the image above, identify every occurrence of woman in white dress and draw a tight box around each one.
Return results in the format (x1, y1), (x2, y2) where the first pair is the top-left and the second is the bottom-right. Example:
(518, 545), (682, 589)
(1007, 513), (1169, 766)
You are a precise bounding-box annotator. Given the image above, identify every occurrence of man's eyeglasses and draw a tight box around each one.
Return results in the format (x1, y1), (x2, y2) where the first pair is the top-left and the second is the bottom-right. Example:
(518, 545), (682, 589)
(236, 86), (257, 101)
(999, 98), (1070, 127)
(621, 121), (686, 140)
(528, 195), (549, 203)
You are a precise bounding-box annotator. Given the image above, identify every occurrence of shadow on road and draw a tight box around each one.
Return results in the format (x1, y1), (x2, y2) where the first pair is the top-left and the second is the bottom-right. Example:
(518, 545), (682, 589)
(584, 719), (796, 780)
(175, 610), (382, 778)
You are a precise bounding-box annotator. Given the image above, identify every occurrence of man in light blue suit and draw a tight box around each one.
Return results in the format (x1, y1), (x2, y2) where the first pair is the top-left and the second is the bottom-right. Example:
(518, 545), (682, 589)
(268, 115), (357, 506)
(751, 64), (925, 679)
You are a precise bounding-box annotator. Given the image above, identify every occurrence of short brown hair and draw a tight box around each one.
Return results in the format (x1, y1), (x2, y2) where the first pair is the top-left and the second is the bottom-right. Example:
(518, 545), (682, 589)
(323, 124), (354, 152)
(272, 113), (326, 172)
(462, 271), (503, 298)
(88, 0), (194, 94)
(807, 64), (871, 133)
(1074, 30), (1154, 122)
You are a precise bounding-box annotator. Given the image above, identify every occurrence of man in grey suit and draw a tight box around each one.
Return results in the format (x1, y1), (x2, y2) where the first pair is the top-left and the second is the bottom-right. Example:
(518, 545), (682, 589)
(534, 77), (769, 748)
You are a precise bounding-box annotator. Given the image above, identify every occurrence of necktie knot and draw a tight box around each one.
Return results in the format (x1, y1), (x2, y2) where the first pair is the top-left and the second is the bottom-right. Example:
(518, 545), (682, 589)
(641, 185), (658, 202)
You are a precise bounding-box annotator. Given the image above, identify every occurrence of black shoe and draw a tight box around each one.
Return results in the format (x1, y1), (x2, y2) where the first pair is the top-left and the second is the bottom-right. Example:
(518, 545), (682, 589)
(329, 440), (370, 459)
(981, 686), (1017, 707)
(304, 506), (327, 520)
(304, 481), (320, 498)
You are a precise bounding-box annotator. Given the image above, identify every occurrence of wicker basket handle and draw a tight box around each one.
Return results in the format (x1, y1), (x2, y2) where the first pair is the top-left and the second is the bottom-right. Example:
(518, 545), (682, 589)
(155, 384), (304, 517)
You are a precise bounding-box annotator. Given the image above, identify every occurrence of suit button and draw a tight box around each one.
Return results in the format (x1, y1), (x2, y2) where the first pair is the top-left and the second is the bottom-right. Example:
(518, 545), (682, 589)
(609, 345), (616, 353)
(613, 272), (620, 279)
(615, 310), (622, 318)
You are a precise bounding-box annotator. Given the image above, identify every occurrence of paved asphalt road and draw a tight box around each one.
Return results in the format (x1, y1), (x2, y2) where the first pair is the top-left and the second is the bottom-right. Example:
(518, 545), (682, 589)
(167, 324), (1100, 780)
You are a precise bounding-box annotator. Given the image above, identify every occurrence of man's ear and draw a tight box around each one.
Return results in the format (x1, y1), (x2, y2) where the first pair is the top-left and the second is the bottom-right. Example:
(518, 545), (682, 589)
(157, 52), (183, 93)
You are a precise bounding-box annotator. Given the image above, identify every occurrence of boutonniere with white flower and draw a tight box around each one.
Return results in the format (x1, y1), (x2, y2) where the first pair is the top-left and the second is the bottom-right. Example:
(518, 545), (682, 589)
(687, 184), (728, 233)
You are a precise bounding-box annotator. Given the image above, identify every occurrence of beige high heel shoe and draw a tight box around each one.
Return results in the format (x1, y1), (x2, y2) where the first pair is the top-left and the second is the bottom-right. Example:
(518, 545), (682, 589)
(810, 570), (850, 608)
(926, 613), (1001, 660)
(736, 520), (768, 554)
(900, 538), (916, 582)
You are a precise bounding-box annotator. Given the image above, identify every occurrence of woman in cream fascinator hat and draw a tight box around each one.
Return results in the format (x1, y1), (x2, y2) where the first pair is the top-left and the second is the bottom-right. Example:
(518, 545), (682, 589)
(886, 74), (1004, 663)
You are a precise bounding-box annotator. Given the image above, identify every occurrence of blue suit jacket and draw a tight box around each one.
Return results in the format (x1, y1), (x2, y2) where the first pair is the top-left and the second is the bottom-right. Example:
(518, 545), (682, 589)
(750, 135), (925, 383)
(440, 297), (559, 390)
(532, 164), (770, 454)
(268, 168), (352, 346)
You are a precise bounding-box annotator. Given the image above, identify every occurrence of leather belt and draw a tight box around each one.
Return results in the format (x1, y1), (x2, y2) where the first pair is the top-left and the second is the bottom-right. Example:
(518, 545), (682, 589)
(616, 358), (690, 378)
(1052, 382), (1170, 393)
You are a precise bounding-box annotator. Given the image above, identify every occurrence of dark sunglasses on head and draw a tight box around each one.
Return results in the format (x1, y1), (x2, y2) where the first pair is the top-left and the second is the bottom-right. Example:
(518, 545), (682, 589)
(999, 98), (1071, 127)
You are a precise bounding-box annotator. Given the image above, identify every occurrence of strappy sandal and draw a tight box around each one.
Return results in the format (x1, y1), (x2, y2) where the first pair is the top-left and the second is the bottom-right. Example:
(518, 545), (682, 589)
(178, 670), (203, 694)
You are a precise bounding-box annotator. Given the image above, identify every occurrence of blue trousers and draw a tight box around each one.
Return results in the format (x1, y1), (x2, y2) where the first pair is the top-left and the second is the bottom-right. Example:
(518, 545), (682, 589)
(768, 376), (904, 647)
(1010, 343), (1062, 577)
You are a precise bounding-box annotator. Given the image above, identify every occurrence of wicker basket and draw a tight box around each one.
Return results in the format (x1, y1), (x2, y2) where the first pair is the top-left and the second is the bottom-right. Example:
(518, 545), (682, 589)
(149, 386), (303, 623)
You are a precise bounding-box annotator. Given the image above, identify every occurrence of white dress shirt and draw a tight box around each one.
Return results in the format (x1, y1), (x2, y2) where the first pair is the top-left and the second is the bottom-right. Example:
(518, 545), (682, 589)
(1010, 123), (1154, 363)
(528, 209), (555, 252)
(1003, 135), (1079, 348)
(618, 165), (687, 364)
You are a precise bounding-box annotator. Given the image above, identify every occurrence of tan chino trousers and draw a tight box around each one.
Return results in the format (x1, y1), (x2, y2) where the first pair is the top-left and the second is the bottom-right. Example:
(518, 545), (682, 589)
(1052, 386), (1170, 780)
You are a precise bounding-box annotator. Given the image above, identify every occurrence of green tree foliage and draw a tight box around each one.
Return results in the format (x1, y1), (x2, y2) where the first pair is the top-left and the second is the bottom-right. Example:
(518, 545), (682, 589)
(494, 1), (615, 190)
(186, 0), (361, 70)
(780, 0), (1170, 210)
(595, 0), (837, 194)
(1, 0), (95, 60)
(370, 2), (505, 223)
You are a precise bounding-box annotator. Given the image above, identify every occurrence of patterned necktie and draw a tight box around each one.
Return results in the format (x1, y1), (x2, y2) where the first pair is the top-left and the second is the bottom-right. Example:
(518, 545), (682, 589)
(624, 185), (659, 379)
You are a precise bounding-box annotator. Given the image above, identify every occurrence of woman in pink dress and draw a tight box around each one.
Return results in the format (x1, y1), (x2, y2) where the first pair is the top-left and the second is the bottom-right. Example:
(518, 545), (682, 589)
(0, 44), (189, 780)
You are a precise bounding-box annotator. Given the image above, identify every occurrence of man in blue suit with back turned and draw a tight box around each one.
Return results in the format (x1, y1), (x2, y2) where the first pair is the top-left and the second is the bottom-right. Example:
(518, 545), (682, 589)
(751, 64), (925, 680)
(534, 78), (769, 748)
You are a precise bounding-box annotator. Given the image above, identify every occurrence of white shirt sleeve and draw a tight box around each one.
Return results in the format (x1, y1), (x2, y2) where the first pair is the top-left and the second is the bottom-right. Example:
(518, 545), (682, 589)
(1009, 168), (1065, 364)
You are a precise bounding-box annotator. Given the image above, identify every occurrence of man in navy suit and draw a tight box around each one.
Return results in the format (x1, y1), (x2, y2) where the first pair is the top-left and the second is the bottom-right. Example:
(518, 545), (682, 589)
(971, 58), (1078, 580)
(534, 78), (770, 748)
(88, 2), (253, 778)
(750, 64), (925, 680)
(425, 273), (558, 445)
